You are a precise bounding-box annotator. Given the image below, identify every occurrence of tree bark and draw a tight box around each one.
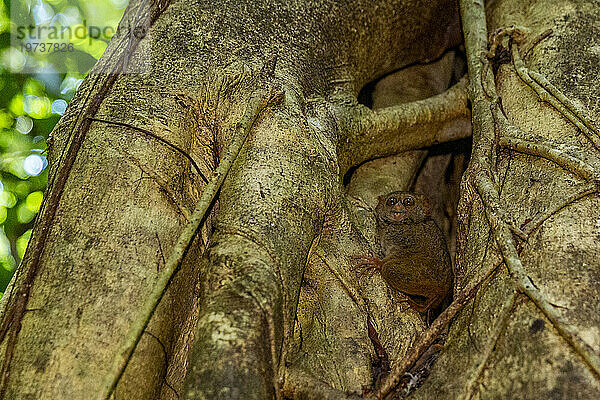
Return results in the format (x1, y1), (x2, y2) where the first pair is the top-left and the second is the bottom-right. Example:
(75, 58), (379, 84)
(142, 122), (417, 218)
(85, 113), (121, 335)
(0, 0), (597, 399)
(415, 0), (600, 398)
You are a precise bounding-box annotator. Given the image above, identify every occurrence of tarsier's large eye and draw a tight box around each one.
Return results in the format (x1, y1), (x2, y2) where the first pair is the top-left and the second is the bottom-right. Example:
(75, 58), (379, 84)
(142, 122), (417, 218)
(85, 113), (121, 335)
(403, 196), (414, 207)
(386, 196), (398, 207)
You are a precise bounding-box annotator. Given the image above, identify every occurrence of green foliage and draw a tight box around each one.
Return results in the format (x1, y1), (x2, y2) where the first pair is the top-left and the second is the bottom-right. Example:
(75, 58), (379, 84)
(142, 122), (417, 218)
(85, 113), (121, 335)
(0, 0), (127, 293)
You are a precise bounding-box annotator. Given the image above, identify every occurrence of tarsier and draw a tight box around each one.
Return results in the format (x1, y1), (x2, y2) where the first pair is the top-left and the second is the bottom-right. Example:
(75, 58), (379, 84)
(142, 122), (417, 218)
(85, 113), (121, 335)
(354, 191), (453, 312)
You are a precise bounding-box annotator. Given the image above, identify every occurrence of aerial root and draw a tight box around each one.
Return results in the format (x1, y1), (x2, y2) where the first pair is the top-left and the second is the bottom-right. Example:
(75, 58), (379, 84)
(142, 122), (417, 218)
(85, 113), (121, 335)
(108, 139), (192, 221)
(336, 76), (471, 169)
(511, 43), (600, 151)
(521, 181), (598, 237)
(88, 117), (209, 184)
(470, 166), (528, 241)
(498, 135), (597, 181)
(492, 103), (600, 182)
(471, 150), (600, 383)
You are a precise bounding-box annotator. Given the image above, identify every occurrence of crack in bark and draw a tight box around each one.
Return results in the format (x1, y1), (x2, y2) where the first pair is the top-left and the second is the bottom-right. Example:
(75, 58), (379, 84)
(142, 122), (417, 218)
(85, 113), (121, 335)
(87, 117), (209, 184)
(142, 330), (180, 399)
(522, 182), (597, 237)
(110, 139), (193, 221)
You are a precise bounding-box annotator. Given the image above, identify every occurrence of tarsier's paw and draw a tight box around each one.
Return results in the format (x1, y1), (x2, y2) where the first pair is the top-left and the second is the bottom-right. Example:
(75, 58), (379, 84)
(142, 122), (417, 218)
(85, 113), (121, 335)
(350, 255), (382, 276)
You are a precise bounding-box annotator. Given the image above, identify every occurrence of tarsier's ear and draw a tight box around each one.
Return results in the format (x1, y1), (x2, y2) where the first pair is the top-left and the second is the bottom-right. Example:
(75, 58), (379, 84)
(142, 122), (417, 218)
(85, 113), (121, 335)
(422, 196), (432, 218)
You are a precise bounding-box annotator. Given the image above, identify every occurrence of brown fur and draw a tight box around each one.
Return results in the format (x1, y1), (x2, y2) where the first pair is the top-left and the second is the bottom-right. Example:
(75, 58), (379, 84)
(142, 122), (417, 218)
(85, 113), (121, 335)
(357, 191), (452, 312)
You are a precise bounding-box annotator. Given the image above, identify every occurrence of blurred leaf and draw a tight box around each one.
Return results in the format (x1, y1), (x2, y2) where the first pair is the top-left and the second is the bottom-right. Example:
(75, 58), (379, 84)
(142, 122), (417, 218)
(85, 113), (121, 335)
(13, 181), (32, 198)
(16, 228), (31, 259)
(23, 78), (46, 95)
(0, 191), (16, 207)
(16, 202), (35, 223)
(0, 1), (9, 35)
(0, 110), (12, 128)
(25, 190), (42, 212)
(0, 228), (15, 280)
(8, 93), (23, 115)
(24, 94), (52, 119)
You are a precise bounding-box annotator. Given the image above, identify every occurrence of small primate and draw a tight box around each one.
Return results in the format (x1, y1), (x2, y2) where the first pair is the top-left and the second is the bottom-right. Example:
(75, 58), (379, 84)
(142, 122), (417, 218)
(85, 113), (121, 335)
(353, 191), (452, 312)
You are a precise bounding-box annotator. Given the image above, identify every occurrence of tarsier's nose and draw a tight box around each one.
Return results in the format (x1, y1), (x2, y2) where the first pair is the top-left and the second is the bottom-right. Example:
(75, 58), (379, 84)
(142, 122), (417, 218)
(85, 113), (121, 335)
(391, 204), (406, 217)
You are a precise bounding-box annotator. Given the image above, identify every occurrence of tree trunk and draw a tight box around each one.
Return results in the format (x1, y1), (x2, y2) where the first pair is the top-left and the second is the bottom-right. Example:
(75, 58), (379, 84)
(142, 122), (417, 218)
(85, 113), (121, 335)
(0, 0), (598, 399)
(416, 0), (600, 398)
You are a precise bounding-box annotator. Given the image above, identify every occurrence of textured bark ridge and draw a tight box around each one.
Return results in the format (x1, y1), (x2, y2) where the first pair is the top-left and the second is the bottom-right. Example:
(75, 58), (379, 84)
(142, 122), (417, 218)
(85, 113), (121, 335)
(0, 0), (597, 399)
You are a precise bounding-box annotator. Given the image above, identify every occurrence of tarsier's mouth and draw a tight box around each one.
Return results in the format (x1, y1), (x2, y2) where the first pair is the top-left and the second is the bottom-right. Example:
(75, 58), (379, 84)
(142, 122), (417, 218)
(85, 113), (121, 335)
(392, 211), (405, 219)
